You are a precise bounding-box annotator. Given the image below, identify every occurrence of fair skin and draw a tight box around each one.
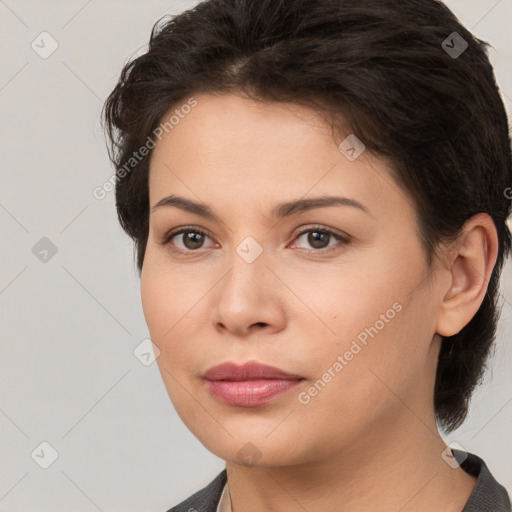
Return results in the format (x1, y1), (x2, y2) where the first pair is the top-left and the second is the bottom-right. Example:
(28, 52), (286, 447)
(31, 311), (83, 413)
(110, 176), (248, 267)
(141, 92), (498, 512)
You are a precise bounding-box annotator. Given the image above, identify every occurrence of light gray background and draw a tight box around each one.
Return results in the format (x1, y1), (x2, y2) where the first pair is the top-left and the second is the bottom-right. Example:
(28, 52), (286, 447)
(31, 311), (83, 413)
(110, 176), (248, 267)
(0, 1), (511, 511)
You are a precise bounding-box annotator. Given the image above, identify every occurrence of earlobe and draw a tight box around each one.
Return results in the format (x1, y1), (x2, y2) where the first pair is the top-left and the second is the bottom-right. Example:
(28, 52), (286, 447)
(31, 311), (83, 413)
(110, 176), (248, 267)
(436, 213), (498, 337)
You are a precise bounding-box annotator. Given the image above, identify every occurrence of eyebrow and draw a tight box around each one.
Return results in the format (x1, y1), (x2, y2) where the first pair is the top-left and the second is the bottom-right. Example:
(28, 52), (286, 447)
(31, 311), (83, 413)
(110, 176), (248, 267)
(151, 194), (371, 220)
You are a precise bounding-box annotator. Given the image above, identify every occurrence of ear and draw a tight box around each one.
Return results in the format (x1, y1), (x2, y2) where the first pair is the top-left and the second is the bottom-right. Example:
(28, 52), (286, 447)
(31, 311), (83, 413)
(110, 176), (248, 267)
(436, 213), (499, 337)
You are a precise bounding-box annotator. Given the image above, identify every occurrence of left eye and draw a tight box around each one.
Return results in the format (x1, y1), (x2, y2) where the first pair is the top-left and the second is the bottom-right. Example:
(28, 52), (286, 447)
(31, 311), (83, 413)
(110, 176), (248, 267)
(292, 227), (348, 251)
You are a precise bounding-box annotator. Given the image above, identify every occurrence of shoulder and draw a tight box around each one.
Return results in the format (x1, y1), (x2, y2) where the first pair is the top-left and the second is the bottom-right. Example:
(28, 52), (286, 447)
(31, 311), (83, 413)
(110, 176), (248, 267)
(457, 450), (511, 512)
(164, 469), (227, 512)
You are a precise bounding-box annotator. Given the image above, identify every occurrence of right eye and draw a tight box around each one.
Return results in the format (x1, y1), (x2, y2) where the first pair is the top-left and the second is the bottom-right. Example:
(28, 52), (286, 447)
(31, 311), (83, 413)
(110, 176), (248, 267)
(161, 227), (217, 254)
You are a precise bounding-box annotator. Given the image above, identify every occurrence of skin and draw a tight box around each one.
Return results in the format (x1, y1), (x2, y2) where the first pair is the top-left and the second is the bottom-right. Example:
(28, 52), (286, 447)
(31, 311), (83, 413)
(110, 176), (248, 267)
(141, 92), (498, 512)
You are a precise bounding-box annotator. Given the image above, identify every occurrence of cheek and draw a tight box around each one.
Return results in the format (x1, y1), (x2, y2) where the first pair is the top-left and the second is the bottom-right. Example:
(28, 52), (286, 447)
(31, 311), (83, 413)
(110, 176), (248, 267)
(140, 255), (189, 361)
(140, 251), (217, 380)
(140, 262), (168, 340)
(291, 257), (433, 413)
(279, 251), (410, 349)
(292, 305), (423, 449)
(140, 263), (200, 417)
(141, 246), (195, 336)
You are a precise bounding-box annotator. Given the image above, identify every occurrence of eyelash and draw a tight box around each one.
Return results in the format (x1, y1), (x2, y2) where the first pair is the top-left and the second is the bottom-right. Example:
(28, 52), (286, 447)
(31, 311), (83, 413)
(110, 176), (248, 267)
(160, 225), (350, 256)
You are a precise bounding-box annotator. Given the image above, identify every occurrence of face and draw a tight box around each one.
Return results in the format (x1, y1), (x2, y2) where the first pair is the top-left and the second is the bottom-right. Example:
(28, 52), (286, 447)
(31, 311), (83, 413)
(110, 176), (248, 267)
(141, 92), (445, 467)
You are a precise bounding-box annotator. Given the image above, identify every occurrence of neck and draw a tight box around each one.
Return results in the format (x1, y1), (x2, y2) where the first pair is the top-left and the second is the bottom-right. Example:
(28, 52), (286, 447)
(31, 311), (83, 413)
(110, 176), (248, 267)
(225, 413), (476, 512)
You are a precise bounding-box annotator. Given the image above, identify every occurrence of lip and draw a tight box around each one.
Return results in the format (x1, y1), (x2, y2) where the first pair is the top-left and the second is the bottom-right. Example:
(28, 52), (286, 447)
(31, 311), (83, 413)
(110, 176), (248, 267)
(203, 361), (303, 381)
(203, 361), (305, 407)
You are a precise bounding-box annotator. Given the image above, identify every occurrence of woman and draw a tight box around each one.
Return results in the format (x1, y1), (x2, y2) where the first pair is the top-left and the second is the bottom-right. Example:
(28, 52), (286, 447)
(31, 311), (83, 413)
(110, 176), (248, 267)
(102, 0), (512, 510)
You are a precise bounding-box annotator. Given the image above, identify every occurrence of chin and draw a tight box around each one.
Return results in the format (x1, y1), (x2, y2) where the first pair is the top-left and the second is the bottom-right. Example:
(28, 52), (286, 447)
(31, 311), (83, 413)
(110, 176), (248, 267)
(188, 424), (318, 468)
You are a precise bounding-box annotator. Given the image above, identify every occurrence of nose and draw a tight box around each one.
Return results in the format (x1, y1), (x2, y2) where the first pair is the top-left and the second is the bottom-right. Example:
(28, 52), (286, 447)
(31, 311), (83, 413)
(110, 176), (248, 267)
(212, 245), (286, 338)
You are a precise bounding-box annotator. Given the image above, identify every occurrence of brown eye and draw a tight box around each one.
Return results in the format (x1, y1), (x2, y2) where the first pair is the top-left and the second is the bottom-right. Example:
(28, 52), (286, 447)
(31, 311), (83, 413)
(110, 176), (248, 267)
(292, 226), (350, 253)
(180, 231), (206, 250)
(305, 231), (331, 249)
(162, 228), (214, 252)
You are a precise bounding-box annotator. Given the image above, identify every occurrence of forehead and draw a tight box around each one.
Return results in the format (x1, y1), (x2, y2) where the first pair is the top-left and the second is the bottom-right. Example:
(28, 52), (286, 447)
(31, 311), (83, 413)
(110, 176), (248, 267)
(147, 92), (409, 221)
(150, 93), (337, 167)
